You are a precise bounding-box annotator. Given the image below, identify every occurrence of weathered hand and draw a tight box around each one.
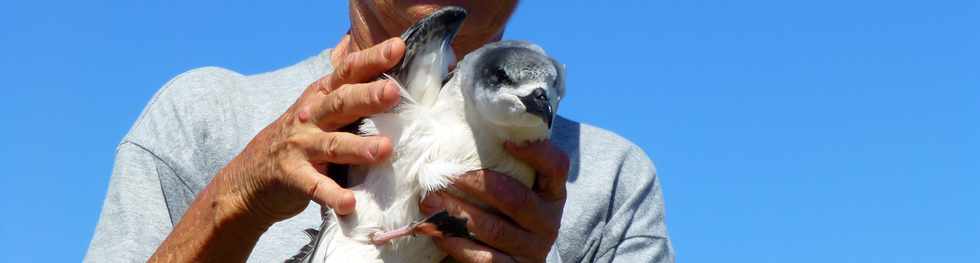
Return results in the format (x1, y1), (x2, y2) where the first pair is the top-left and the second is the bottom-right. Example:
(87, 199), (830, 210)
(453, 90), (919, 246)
(150, 36), (408, 262)
(218, 36), (406, 224)
(420, 140), (571, 263)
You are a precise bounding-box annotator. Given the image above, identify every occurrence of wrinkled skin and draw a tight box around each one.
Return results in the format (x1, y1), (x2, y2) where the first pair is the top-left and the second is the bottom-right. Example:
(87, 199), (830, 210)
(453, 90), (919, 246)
(349, 0), (518, 58)
(149, 1), (569, 262)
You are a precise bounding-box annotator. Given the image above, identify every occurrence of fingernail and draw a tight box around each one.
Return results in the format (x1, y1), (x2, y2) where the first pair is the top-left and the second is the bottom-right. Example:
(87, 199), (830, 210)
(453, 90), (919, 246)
(420, 193), (444, 213)
(377, 80), (397, 105)
(334, 190), (356, 215)
(375, 80), (389, 100)
(385, 80), (398, 94)
(383, 40), (394, 60)
(370, 141), (381, 159)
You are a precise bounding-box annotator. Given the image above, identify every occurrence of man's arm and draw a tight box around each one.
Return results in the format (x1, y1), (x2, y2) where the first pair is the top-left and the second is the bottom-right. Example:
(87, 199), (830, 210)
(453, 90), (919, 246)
(147, 37), (406, 262)
(85, 142), (174, 262)
(594, 146), (674, 262)
(146, 147), (275, 262)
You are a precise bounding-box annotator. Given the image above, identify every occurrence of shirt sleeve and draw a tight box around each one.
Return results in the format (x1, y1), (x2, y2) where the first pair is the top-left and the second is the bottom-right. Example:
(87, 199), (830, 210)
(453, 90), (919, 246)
(594, 146), (675, 263)
(84, 141), (175, 262)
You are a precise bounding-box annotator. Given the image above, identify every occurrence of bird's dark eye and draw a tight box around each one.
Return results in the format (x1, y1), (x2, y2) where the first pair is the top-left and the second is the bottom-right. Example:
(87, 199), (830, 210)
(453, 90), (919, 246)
(536, 93), (548, 101)
(493, 67), (512, 84)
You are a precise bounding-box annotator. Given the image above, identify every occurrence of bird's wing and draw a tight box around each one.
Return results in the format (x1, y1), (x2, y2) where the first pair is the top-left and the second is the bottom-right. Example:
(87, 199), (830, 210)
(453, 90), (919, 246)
(387, 6), (466, 108)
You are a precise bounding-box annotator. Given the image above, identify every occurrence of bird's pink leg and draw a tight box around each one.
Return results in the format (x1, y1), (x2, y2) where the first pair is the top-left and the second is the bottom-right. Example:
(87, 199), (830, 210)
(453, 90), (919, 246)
(369, 225), (414, 245)
(367, 210), (463, 245)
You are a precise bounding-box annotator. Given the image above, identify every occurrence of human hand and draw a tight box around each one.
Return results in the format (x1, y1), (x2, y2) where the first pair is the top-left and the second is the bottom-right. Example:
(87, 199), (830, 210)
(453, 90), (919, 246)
(420, 140), (570, 262)
(150, 36), (408, 261)
(219, 36), (406, 225)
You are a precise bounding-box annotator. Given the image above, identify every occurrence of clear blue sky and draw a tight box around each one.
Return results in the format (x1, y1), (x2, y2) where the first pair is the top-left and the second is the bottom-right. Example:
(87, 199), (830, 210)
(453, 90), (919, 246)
(1, 1), (977, 262)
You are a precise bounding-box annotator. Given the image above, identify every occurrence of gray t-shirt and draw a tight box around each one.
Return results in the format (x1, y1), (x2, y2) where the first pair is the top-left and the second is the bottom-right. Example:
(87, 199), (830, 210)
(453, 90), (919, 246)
(85, 48), (674, 262)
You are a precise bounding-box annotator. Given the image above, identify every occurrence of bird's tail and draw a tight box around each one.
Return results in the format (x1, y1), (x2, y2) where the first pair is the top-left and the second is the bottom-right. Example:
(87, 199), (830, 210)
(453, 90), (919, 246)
(286, 208), (337, 263)
(294, 208), (387, 263)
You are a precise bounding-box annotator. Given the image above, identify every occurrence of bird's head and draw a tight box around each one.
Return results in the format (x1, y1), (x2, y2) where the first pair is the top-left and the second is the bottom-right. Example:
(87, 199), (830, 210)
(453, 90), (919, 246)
(459, 41), (565, 134)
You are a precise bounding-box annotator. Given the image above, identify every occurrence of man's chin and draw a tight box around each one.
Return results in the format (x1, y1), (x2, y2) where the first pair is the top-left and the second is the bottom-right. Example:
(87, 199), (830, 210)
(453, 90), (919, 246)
(402, 1), (469, 20)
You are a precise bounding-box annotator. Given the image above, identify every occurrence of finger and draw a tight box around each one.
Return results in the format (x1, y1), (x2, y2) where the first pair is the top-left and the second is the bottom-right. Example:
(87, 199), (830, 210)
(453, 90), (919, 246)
(311, 79), (400, 129)
(330, 37), (406, 85)
(433, 237), (517, 263)
(421, 192), (546, 257)
(290, 162), (356, 215)
(504, 140), (570, 202)
(296, 132), (393, 164)
(449, 170), (556, 236)
(329, 35), (352, 69)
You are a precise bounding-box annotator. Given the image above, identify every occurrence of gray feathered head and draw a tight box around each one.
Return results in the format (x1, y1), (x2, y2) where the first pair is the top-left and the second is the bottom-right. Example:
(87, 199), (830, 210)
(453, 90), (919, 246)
(457, 41), (566, 131)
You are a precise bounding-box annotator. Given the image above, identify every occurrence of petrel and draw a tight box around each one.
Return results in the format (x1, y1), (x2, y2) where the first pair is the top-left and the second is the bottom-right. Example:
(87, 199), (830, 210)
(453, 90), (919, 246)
(292, 6), (565, 263)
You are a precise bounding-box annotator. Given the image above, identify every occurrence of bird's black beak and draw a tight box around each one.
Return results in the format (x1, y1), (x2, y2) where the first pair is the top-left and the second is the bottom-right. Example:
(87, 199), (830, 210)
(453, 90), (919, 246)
(520, 88), (554, 128)
(389, 6), (467, 80)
